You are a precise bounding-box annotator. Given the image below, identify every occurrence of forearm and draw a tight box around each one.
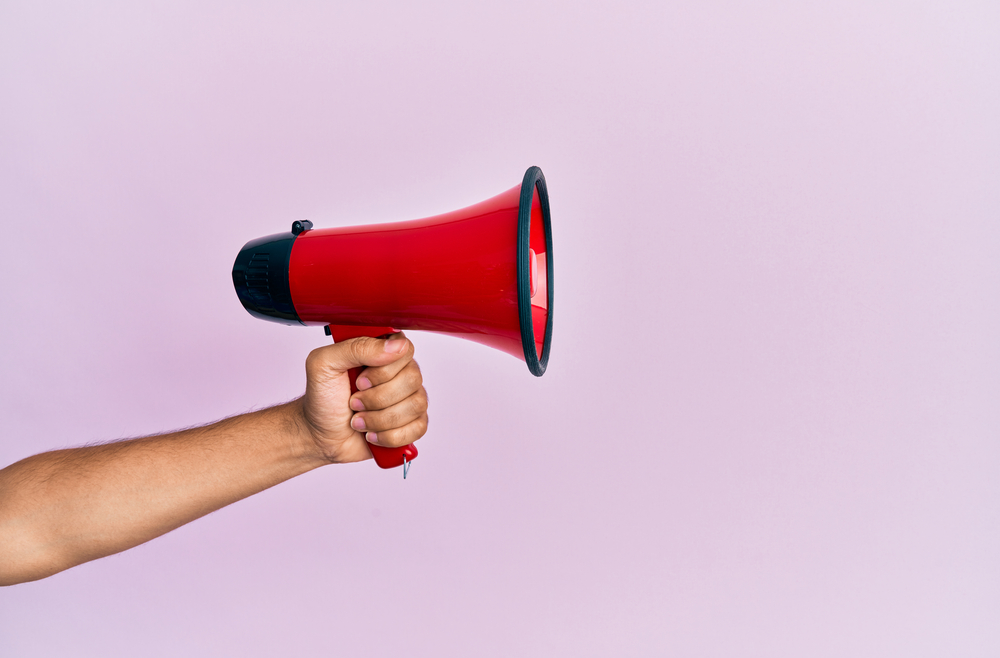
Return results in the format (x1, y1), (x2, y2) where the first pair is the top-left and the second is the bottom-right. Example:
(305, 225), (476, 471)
(0, 399), (325, 586)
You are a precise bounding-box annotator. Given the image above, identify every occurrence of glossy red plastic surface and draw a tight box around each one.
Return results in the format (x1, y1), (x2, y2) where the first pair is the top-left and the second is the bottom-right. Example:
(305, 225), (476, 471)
(329, 324), (417, 470)
(289, 183), (549, 362)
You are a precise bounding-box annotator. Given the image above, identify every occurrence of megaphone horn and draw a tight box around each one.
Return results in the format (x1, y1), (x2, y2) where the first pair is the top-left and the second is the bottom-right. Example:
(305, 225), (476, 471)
(232, 166), (554, 470)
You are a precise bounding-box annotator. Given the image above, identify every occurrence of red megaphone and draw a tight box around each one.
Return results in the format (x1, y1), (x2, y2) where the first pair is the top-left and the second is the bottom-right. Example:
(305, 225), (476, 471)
(232, 166), (553, 471)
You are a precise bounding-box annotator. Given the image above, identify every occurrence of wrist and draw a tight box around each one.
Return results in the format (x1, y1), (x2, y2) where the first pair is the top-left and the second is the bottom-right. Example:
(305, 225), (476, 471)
(283, 398), (336, 467)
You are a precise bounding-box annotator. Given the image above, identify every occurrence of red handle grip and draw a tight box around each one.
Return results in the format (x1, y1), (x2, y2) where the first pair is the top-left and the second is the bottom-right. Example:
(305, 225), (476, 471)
(329, 324), (418, 470)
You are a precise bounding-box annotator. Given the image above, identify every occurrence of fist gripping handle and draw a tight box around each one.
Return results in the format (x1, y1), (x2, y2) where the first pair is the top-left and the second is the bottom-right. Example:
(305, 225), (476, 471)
(327, 324), (418, 472)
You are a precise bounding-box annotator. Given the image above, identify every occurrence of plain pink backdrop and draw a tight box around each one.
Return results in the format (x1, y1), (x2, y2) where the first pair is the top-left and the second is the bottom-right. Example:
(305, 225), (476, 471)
(1, 1), (998, 656)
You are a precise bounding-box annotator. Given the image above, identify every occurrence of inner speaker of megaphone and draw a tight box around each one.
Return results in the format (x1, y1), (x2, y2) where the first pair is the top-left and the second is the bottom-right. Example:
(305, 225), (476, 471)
(232, 166), (554, 377)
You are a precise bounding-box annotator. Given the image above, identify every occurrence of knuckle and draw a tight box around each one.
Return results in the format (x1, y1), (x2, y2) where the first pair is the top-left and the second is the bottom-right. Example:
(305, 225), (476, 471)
(393, 376), (416, 399)
(348, 338), (369, 364)
(385, 407), (404, 427)
(404, 362), (423, 386)
(363, 388), (388, 409)
(378, 428), (404, 447)
(372, 408), (401, 430)
(305, 348), (325, 373)
(369, 382), (398, 407)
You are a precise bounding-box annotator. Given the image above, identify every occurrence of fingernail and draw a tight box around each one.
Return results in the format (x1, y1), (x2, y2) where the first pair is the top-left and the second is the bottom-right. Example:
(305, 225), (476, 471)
(350, 397), (365, 411)
(366, 431), (378, 445)
(352, 416), (366, 431)
(384, 339), (406, 354)
(356, 376), (372, 390)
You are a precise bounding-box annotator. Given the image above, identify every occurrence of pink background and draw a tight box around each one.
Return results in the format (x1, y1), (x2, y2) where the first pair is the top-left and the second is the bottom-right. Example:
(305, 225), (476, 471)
(1, 2), (998, 655)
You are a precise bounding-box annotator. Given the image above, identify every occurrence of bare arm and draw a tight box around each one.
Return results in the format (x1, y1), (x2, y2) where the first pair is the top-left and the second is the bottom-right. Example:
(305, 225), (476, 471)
(0, 333), (428, 586)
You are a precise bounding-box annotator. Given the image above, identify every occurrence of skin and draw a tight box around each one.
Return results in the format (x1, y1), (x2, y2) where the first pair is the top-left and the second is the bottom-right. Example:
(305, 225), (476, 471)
(0, 332), (428, 586)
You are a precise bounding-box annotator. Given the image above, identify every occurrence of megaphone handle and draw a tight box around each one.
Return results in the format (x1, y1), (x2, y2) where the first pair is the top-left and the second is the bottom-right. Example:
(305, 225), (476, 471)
(328, 324), (419, 471)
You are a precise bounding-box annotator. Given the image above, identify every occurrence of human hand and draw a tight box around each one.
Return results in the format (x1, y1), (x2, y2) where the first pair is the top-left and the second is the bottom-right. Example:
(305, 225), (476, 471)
(297, 332), (428, 464)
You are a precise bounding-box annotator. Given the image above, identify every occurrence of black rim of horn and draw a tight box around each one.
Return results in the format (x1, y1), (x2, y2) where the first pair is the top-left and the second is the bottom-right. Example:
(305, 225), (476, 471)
(517, 165), (554, 377)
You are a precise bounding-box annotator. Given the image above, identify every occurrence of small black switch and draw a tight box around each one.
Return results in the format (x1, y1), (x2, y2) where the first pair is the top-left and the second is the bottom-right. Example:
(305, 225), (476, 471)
(291, 220), (314, 235)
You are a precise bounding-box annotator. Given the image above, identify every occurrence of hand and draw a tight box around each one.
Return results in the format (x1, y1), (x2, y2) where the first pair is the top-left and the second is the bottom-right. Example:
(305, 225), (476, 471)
(298, 332), (428, 464)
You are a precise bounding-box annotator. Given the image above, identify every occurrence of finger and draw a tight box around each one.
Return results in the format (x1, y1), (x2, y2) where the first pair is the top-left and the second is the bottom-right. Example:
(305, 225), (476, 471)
(365, 412), (429, 448)
(350, 360), (423, 411)
(354, 333), (415, 391)
(306, 333), (412, 383)
(350, 387), (428, 434)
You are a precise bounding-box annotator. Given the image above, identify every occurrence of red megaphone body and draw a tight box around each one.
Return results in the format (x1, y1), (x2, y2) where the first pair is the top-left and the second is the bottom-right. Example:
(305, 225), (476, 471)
(232, 166), (553, 471)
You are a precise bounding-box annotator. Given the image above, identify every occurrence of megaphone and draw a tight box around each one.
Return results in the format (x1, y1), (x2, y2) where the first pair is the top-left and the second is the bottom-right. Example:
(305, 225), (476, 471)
(232, 166), (553, 471)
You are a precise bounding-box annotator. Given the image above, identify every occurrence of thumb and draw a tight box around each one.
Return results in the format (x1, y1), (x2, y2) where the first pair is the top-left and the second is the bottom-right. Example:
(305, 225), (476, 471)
(305, 334), (411, 380)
